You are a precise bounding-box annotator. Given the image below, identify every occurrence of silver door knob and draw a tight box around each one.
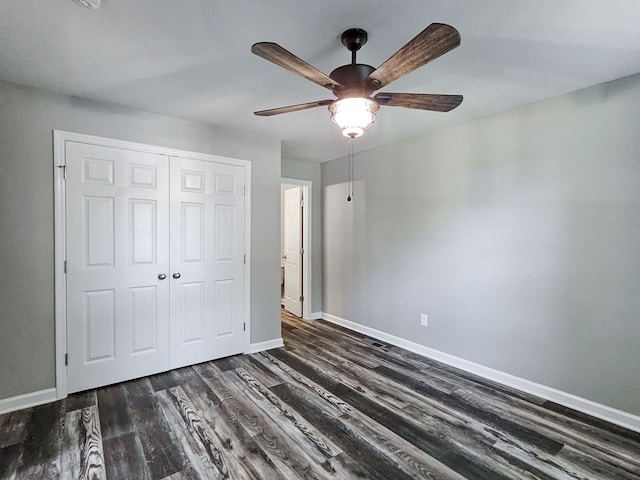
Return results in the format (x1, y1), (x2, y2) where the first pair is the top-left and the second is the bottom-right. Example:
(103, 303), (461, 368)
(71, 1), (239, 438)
(158, 273), (167, 280)
(172, 272), (181, 279)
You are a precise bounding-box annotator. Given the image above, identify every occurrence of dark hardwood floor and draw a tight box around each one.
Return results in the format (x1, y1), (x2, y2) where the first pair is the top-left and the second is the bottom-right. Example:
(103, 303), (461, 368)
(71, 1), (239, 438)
(2, 309), (640, 479)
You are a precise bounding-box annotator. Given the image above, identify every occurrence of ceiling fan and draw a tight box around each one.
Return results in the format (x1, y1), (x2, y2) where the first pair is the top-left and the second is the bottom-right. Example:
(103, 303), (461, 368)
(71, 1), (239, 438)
(252, 23), (463, 138)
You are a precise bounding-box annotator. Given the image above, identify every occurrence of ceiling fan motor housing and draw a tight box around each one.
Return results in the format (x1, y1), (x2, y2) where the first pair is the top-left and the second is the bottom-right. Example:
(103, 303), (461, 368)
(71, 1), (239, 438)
(330, 64), (376, 98)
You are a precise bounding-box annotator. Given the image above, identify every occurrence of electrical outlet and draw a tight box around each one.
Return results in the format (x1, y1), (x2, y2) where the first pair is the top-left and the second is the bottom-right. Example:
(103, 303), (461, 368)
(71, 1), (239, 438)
(420, 313), (428, 327)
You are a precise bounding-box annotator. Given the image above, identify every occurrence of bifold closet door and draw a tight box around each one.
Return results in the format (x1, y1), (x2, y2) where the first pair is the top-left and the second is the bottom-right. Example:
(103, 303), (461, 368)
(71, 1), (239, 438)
(66, 142), (170, 393)
(169, 157), (246, 369)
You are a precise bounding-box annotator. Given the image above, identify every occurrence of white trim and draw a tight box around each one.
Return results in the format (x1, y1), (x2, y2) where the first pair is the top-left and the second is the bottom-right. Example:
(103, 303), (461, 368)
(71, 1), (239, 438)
(53, 130), (251, 168)
(248, 338), (284, 354)
(281, 178), (312, 320)
(53, 132), (68, 399)
(309, 311), (323, 320)
(54, 130), (252, 398)
(243, 162), (252, 354)
(0, 388), (58, 415)
(321, 312), (640, 434)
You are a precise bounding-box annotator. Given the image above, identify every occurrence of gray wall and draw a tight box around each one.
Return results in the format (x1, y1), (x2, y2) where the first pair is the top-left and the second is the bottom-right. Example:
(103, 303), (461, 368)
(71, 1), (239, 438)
(281, 157), (322, 314)
(322, 73), (640, 416)
(0, 80), (281, 400)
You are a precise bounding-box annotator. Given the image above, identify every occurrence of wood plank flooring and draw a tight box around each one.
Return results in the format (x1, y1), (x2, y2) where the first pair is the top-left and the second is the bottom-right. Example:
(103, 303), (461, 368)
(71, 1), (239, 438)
(2, 308), (640, 479)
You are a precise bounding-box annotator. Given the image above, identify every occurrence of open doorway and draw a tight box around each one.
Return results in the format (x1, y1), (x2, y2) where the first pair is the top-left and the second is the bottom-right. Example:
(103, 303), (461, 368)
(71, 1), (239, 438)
(281, 178), (312, 319)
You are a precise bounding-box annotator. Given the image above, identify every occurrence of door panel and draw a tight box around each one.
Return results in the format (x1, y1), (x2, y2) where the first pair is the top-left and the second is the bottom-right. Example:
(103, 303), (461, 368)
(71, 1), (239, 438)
(215, 205), (234, 261)
(182, 202), (205, 262)
(284, 186), (303, 317)
(181, 282), (205, 343)
(130, 286), (158, 353)
(66, 142), (170, 393)
(85, 196), (115, 267)
(215, 280), (234, 336)
(130, 200), (157, 265)
(84, 289), (116, 362)
(169, 157), (245, 368)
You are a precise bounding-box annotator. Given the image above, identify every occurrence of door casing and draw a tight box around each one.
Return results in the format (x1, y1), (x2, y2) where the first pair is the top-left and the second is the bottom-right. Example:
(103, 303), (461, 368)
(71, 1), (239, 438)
(54, 130), (252, 399)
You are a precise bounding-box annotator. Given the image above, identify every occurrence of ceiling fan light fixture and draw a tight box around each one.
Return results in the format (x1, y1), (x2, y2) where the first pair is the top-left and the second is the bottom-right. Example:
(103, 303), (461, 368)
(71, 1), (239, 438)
(329, 97), (379, 138)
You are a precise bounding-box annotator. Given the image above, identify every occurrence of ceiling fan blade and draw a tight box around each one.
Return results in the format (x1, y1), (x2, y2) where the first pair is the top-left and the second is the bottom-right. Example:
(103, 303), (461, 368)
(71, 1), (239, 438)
(252, 42), (343, 91)
(367, 23), (461, 90)
(254, 99), (334, 116)
(375, 93), (463, 112)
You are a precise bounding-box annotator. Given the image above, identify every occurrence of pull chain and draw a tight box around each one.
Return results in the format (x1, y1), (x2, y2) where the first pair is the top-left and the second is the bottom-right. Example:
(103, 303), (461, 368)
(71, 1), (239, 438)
(347, 137), (354, 202)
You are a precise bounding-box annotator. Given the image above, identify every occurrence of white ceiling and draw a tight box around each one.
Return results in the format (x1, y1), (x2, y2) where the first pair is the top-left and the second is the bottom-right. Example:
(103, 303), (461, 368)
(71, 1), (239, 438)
(1, 1), (639, 162)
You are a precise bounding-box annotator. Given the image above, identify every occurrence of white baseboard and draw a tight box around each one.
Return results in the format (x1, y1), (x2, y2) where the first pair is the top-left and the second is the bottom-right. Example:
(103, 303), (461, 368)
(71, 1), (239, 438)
(321, 312), (640, 434)
(248, 338), (284, 354)
(0, 338), (283, 414)
(308, 311), (323, 320)
(0, 388), (58, 415)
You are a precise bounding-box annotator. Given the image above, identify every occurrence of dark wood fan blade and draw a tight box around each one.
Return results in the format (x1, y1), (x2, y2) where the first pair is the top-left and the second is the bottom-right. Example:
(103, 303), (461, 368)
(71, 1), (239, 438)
(375, 93), (463, 112)
(254, 99), (334, 116)
(252, 42), (342, 91)
(367, 23), (460, 90)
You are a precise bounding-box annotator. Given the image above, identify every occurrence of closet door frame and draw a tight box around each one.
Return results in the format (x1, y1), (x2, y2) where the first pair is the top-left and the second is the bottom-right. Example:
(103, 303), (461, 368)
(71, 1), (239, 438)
(53, 130), (252, 400)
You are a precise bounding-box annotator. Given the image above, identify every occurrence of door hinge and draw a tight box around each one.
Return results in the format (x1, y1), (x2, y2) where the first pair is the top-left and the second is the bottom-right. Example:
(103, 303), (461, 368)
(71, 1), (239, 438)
(58, 165), (67, 180)
(300, 295), (304, 302)
(300, 247), (304, 255)
(244, 186), (247, 196)
(65, 353), (68, 366)
(243, 322), (246, 332)
(243, 254), (246, 264)
(64, 260), (67, 273)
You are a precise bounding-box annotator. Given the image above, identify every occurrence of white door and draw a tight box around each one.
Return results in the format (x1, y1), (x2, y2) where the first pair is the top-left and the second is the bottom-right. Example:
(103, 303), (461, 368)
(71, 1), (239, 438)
(283, 186), (302, 317)
(66, 142), (170, 393)
(169, 157), (246, 368)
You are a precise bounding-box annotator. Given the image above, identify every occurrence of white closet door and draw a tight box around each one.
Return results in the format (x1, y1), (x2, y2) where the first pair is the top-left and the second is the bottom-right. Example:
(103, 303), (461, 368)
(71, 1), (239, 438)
(169, 157), (246, 368)
(66, 142), (170, 393)
(284, 186), (303, 317)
